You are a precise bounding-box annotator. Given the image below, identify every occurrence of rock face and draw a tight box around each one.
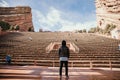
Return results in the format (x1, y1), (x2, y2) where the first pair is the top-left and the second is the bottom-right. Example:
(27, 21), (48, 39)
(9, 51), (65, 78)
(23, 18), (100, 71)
(95, 0), (120, 29)
(0, 6), (34, 31)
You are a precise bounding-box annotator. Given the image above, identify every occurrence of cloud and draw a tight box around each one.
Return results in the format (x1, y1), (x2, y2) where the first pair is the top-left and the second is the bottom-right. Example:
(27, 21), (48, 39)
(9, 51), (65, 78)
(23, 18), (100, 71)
(0, 0), (9, 7)
(33, 7), (62, 31)
(33, 7), (96, 32)
(59, 21), (96, 31)
(46, 7), (61, 26)
(0, 0), (96, 32)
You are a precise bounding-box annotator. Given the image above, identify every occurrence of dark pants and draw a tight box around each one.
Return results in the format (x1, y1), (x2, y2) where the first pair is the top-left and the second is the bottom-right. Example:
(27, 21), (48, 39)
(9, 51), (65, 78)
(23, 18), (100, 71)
(6, 60), (11, 65)
(59, 61), (68, 76)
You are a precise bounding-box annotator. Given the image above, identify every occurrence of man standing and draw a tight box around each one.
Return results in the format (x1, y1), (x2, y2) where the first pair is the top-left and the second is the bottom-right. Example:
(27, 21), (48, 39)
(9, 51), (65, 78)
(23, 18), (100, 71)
(58, 40), (70, 79)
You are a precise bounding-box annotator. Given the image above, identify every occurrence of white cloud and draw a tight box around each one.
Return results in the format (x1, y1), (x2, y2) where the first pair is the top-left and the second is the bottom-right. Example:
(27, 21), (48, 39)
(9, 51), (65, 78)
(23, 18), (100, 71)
(0, 0), (9, 7)
(46, 7), (61, 26)
(0, 0), (96, 32)
(33, 7), (96, 32)
(33, 7), (62, 31)
(59, 21), (96, 31)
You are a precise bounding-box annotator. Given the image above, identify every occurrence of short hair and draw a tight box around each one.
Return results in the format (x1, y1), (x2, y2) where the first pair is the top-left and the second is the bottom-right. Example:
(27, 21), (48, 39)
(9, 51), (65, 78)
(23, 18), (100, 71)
(62, 40), (66, 46)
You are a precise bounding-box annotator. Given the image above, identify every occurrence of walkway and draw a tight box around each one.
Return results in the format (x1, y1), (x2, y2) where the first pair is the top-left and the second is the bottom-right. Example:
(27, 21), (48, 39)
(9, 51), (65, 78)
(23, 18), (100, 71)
(0, 65), (120, 80)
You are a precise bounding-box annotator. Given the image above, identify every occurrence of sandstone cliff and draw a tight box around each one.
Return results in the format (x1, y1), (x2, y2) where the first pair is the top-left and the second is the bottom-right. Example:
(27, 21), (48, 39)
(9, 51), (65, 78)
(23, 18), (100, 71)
(95, 0), (120, 29)
(0, 6), (34, 31)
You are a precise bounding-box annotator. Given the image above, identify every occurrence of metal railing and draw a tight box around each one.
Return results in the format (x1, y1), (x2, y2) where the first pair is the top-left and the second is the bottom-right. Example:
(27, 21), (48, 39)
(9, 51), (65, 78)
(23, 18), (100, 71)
(32, 59), (120, 70)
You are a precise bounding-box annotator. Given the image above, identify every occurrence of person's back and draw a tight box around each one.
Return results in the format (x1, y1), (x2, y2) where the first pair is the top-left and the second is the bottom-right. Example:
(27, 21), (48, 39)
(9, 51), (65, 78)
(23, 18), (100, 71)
(58, 40), (70, 79)
(59, 45), (69, 61)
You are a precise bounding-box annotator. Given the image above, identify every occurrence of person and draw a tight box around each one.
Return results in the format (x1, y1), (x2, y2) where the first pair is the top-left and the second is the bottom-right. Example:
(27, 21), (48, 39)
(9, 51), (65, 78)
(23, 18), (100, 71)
(6, 55), (11, 65)
(58, 40), (70, 79)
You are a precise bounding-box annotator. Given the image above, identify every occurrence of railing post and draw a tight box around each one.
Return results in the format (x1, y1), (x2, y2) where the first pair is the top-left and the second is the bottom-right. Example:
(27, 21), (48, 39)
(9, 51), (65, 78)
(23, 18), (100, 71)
(34, 60), (37, 66)
(53, 60), (55, 67)
(71, 61), (73, 67)
(109, 60), (112, 70)
(90, 61), (93, 69)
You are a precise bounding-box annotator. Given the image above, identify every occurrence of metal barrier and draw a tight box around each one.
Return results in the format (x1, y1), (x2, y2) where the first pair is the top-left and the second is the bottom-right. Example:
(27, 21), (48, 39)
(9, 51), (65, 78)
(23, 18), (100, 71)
(33, 60), (120, 70)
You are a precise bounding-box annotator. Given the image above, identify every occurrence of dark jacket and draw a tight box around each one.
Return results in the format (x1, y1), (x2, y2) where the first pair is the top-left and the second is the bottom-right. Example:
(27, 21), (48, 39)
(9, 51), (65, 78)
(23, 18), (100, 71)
(59, 45), (70, 58)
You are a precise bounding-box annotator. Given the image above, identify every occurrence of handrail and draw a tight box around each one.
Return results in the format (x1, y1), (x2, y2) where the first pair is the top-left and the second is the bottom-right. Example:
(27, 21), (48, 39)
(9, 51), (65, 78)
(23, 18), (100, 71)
(31, 59), (120, 70)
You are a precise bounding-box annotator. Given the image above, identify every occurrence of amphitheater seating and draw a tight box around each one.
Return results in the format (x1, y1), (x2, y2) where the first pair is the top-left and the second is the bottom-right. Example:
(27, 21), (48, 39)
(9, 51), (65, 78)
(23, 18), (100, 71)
(0, 32), (120, 68)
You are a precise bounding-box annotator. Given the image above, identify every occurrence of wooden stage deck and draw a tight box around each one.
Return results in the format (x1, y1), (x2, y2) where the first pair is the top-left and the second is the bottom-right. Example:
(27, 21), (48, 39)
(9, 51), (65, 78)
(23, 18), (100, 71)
(0, 65), (120, 80)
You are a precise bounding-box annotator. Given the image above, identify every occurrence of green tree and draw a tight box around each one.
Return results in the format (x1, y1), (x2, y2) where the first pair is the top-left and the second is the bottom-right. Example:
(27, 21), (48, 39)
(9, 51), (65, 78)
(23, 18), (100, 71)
(104, 24), (110, 34)
(99, 28), (104, 34)
(109, 24), (116, 31)
(82, 29), (86, 33)
(88, 27), (96, 33)
(0, 21), (11, 31)
(96, 26), (100, 32)
(78, 30), (82, 33)
(104, 24), (116, 35)
(11, 26), (15, 30)
(28, 27), (34, 32)
(15, 25), (20, 30)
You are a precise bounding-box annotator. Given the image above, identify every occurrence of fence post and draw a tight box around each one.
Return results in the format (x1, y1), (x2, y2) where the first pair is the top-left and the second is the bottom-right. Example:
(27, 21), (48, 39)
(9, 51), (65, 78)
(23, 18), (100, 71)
(71, 62), (73, 67)
(109, 60), (112, 70)
(90, 61), (93, 69)
(34, 60), (37, 66)
(118, 44), (120, 50)
(53, 60), (55, 67)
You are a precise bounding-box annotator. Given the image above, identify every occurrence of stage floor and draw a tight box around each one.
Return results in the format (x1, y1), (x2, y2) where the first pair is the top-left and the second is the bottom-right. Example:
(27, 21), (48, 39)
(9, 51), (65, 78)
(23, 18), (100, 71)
(0, 65), (120, 80)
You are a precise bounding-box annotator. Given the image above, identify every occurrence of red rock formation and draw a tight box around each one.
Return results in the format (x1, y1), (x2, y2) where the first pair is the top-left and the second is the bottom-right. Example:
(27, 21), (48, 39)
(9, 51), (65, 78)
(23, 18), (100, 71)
(0, 6), (34, 31)
(95, 0), (120, 29)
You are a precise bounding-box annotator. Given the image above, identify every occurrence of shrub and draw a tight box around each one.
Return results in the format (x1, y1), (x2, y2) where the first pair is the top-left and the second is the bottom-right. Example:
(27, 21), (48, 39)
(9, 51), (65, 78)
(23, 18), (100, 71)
(104, 24), (116, 35)
(15, 25), (20, 30)
(82, 29), (87, 33)
(0, 21), (11, 31)
(88, 27), (96, 33)
(28, 27), (34, 32)
(78, 30), (82, 33)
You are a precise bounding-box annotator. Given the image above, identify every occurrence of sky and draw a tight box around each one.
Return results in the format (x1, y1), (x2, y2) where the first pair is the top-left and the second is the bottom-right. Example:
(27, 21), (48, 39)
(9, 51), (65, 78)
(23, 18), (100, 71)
(0, 0), (97, 32)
